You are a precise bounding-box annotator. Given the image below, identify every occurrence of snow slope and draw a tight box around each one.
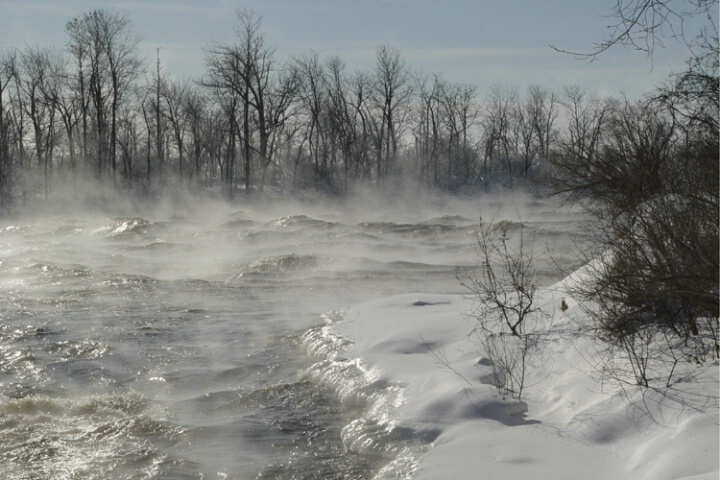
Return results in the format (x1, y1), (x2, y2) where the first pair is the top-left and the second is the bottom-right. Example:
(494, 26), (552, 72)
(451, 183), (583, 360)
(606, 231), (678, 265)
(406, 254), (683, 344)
(303, 264), (720, 479)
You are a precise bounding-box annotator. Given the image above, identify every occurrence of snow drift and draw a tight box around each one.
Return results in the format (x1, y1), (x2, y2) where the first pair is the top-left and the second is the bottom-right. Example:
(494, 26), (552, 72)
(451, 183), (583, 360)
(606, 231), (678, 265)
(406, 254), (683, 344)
(301, 262), (719, 479)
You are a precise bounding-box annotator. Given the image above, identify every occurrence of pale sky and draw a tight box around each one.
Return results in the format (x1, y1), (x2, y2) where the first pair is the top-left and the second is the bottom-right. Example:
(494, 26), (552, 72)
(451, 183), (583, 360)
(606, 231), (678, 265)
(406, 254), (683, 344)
(0, 0), (702, 98)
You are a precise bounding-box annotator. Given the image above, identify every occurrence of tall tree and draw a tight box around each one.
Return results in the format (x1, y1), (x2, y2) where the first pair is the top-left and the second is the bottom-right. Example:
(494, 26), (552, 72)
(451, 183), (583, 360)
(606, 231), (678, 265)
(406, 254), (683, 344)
(552, 85), (612, 199)
(371, 45), (412, 179)
(154, 49), (163, 182)
(513, 85), (558, 179)
(204, 10), (298, 195)
(295, 51), (329, 186)
(258, 63), (298, 190)
(182, 84), (208, 186)
(66, 10), (141, 180)
(162, 76), (191, 180)
(441, 82), (479, 185)
(482, 85), (518, 178)
(203, 10), (260, 196)
(18, 46), (60, 198)
(412, 73), (444, 186)
(325, 56), (366, 191)
(0, 50), (17, 204)
(40, 49), (81, 171)
(526, 85), (557, 169)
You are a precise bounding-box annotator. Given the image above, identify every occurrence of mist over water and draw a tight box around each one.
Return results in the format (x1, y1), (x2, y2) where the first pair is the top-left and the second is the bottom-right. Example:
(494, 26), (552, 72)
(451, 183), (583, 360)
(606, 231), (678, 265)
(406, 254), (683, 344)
(0, 187), (585, 479)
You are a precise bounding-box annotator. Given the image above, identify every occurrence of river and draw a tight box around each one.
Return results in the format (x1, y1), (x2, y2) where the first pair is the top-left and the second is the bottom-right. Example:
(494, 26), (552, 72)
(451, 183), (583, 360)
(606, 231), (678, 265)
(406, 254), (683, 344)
(0, 189), (584, 479)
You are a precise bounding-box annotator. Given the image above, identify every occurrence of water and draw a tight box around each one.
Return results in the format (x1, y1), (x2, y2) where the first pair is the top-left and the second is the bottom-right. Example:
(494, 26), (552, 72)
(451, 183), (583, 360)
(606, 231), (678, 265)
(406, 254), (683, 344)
(0, 191), (584, 479)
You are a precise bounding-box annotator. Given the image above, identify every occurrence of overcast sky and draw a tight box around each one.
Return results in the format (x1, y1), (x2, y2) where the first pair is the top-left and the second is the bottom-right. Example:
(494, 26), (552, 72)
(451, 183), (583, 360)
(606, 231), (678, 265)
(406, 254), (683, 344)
(0, 0), (700, 98)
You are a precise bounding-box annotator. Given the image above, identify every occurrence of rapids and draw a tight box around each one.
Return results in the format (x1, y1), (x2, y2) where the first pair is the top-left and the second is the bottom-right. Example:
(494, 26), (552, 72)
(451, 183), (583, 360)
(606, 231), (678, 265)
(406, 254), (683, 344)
(0, 191), (585, 479)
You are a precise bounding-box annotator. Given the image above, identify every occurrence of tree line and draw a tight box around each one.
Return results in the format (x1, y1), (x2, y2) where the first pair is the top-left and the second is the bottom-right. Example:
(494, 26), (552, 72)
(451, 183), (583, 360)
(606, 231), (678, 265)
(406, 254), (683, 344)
(0, 3), (717, 385)
(0, 9), (659, 202)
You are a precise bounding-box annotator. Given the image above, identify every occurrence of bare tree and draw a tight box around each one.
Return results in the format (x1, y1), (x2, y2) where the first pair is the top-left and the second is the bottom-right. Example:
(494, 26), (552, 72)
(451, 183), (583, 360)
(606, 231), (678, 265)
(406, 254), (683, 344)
(153, 49), (163, 182)
(203, 26), (248, 196)
(292, 54), (372, 191)
(349, 69), (374, 181)
(139, 82), (162, 182)
(514, 91), (537, 180)
(41, 49), (81, 171)
(482, 85), (518, 179)
(17, 46), (61, 198)
(0, 50), (18, 203)
(181, 83), (207, 186)
(551, 86), (612, 200)
(103, 12), (142, 180)
(370, 45), (412, 179)
(552, 0), (718, 61)
(204, 10), (295, 195)
(441, 82), (479, 187)
(325, 56), (363, 192)
(259, 62), (299, 190)
(527, 85), (558, 174)
(161, 77), (192, 179)
(8, 53), (29, 198)
(412, 73), (445, 187)
(65, 10), (141, 180)
(67, 11), (108, 176)
(115, 101), (140, 180)
(294, 51), (329, 186)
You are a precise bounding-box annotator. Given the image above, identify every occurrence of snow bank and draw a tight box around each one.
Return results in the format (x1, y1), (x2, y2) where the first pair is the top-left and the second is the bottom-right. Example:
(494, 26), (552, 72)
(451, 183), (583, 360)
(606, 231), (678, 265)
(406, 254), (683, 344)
(302, 266), (719, 479)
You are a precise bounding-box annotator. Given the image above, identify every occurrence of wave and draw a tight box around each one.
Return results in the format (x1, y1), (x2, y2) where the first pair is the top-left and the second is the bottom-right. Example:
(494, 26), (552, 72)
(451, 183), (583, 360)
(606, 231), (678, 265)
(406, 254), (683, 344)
(0, 261), (97, 293)
(123, 241), (192, 252)
(387, 259), (455, 271)
(109, 217), (151, 236)
(48, 339), (109, 361)
(223, 218), (257, 229)
(300, 312), (434, 477)
(232, 254), (326, 278)
(97, 272), (157, 287)
(248, 375), (386, 480)
(0, 391), (183, 480)
(93, 217), (152, 237)
(267, 215), (342, 231)
(424, 214), (475, 224)
(221, 210), (257, 228)
(29, 261), (93, 278)
(485, 219), (528, 234)
(48, 220), (89, 236)
(359, 221), (466, 238)
(0, 347), (39, 376)
(0, 225), (30, 234)
(345, 257), (472, 279)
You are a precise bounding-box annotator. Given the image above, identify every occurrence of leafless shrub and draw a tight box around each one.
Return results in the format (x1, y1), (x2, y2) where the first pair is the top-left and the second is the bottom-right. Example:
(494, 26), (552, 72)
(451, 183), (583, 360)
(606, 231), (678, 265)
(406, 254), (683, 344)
(552, 93), (718, 387)
(466, 219), (541, 337)
(462, 218), (546, 399)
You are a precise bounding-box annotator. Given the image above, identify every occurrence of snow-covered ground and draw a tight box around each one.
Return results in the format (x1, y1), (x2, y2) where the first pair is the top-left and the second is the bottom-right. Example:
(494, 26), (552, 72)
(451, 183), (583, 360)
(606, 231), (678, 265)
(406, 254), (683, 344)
(304, 263), (719, 479)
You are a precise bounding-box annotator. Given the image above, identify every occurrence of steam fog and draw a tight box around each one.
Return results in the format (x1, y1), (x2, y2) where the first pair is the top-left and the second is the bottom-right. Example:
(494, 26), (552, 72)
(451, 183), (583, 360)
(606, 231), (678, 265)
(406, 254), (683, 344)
(0, 184), (586, 478)
(1, 1), (716, 477)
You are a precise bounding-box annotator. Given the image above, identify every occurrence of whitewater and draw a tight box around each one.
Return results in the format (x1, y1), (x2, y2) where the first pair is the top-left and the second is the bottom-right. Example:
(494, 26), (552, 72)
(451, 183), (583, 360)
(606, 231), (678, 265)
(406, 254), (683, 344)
(0, 189), (716, 479)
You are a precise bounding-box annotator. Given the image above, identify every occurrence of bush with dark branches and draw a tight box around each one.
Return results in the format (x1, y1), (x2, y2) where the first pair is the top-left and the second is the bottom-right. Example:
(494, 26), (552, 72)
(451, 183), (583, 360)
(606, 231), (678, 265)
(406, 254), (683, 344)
(463, 219), (546, 399)
(551, 86), (719, 386)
